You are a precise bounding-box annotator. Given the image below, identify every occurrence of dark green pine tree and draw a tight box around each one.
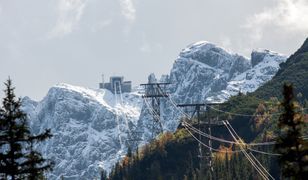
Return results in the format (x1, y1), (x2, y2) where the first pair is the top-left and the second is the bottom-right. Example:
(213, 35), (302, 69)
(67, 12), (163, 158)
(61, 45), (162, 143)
(22, 130), (53, 180)
(100, 169), (108, 180)
(224, 153), (231, 180)
(275, 84), (308, 179)
(0, 79), (53, 179)
(0, 78), (31, 179)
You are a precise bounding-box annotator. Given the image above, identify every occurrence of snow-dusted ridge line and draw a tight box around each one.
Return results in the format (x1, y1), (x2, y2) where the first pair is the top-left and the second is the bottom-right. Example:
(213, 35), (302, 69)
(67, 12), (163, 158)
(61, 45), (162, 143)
(22, 40), (288, 179)
(23, 83), (144, 179)
(52, 83), (114, 108)
(182, 41), (251, 59)
(252, 48), (286, 56)
(175, 40), (287, 102)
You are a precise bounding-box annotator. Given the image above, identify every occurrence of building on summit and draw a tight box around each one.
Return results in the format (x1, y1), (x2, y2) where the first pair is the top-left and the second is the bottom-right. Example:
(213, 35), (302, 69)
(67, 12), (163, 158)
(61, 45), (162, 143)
(99, 76), (132, 94)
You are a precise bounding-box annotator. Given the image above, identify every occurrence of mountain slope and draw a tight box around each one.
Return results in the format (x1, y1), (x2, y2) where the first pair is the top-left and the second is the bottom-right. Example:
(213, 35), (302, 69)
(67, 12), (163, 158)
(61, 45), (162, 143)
(22, 41), (287, 179)
(168, 41), (286, 103)
(109, 38), (308, 180)
(138, 41), (286, 142)
(22, 83), (143, 179)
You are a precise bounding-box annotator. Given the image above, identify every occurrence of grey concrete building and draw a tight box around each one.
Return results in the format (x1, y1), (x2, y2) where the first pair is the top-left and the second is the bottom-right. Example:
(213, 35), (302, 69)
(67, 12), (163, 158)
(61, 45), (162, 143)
(99, 76), (132, 94)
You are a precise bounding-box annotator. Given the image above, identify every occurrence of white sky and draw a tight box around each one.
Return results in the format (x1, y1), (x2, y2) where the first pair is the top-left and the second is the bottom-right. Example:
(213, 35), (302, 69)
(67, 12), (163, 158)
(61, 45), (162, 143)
(0, 0), (308, 100)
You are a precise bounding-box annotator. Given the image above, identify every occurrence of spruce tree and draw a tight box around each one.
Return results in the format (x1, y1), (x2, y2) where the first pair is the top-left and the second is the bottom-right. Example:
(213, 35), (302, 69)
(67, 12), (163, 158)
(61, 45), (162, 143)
(275, 84), (308, 179)
(100, 169), (108, 180)
(22, 131), (53, 180)
(0, 78), (30, 179)
(0, 78), (53, 179)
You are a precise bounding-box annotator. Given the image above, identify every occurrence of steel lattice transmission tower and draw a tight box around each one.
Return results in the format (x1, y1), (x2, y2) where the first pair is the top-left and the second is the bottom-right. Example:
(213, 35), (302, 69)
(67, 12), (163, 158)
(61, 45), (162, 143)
(140, 82), (170, 138)
(177, 102), (226, 180)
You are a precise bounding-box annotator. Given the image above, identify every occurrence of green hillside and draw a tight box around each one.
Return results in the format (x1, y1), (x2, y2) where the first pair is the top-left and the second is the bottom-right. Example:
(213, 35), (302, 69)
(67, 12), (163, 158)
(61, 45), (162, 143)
(254, 38), (308, 99)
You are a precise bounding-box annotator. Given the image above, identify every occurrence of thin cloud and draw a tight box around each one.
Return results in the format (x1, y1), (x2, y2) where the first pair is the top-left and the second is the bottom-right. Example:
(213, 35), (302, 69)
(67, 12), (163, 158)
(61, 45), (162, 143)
(244, 0), (308, 42)
(119, 0), (136, 22)
(139, 33), (163, 54)
(139, 33), (151, 53)
(91, 19), (113, 32)
(49, 0), (87, 38)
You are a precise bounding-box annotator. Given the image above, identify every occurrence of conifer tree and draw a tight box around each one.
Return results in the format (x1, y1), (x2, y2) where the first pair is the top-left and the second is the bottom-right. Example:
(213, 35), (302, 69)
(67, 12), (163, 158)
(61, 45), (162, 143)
(0, 78), (30, 179)
(0, 78), (53, 179)
(275, 84), (308, 179)
(100, 169), (108, 180)
(22, 131), (53, 179)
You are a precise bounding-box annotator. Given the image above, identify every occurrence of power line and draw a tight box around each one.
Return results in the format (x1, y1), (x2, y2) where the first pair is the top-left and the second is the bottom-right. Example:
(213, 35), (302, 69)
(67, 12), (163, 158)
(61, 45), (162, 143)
(156, 87), (193, 119)
(177, 103), (207, 173)
(140, 82), (170, 139)
(118, 85), (132, 137)
(184, 117), (277, 179)
(207, 105), (281, 117)
(118, 84), (143, 150)
(183, 122), (243, 153)
(164, 94), (280, 147)
(248, 148), (281, 156)
(183, 118), (282, 154)
(223, 120), (275, 180)
(183, 121), (279, 148)
(144, 98), (161, 120)
(113, 83), (123, 148)
(164, 93), (307, 146)
(207, 104), (308, 118)
(178, 102), (229, 179)
(223, 121), (269, 180)
(183, 119), (308, 157)
(154, 86), (308, 179)
(183, 124), (242, 153)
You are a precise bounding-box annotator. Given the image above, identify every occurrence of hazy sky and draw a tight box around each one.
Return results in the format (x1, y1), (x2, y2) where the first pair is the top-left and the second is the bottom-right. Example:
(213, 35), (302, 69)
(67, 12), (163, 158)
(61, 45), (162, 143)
(1, 0), (308, 100)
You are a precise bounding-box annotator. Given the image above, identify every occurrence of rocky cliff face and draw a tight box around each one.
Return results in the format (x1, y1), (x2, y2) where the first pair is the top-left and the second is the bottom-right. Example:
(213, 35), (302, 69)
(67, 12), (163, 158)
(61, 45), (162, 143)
(222, 49), (286, 100)
(169, 42), (286, 103)
(169, 41), (250, 104)
(22, 84), (143, 179)
(138, 42), (287, 141)
(22, 41), (287, 179)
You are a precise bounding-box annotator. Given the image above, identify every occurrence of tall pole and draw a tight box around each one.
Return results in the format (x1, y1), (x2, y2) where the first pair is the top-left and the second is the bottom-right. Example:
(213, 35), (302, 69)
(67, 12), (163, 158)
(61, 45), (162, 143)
(177, 104), (206, 173)
(140, 83), (170, 139)
(197, 105), (203, 171)
(177, 103), (227, 179)
(208, 108), (213, 180)
(207, 103), (227, 180)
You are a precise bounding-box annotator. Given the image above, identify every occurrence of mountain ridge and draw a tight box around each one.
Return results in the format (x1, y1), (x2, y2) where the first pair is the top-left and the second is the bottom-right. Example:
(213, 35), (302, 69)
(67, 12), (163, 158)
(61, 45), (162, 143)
(22, 41), (287, 179)
(108, 37), (308, 180)
(254, 38), (308, 99)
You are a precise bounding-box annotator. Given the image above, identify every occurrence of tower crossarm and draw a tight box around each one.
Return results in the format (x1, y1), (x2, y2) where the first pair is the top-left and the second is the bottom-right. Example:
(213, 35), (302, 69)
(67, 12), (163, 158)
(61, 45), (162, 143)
(140, 82), (171, 139)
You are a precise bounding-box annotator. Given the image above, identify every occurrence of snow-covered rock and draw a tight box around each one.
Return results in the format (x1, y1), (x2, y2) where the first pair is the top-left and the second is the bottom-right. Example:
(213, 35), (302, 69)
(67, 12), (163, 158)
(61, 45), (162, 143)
(220, 49), (286, 100)
(22, 83), (143, 179)
(170, 42), (286, 103)
(22, 41), (287, 179)
(138, 41), (287, 141)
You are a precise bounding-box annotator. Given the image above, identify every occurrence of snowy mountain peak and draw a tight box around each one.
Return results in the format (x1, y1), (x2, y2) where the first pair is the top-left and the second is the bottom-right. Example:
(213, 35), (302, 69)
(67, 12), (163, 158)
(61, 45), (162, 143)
(169, 41), (287, 103)
(182, 41), (231, 56)
(23, 83), (143, 179)
(251, 49), (286, 67)
(181, 41), (231, 59)
(22, 41), (288, 179)
(178, 41), (250, 77)
(50, 83), (115, 108)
